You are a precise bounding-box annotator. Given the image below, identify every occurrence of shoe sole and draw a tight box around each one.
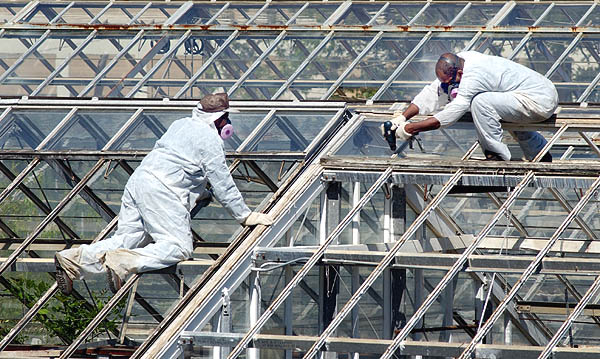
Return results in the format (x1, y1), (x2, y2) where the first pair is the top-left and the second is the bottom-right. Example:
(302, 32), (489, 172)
(54, 256), (73, 296)
(106, 268), (122, 294)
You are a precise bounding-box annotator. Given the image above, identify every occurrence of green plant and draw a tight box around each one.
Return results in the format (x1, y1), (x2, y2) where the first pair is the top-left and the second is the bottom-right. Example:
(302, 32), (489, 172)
(4, 275), (126, 343)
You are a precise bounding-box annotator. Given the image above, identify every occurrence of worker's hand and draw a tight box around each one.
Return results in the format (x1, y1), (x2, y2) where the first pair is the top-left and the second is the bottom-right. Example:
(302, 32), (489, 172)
(390, 114), (412, 141)
(243, 212), (274, 226)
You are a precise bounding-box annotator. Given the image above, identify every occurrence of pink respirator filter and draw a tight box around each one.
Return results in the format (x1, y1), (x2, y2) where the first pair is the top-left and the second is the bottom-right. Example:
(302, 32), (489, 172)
(220, 124), (234, 140)
(450, 88), (459, 99)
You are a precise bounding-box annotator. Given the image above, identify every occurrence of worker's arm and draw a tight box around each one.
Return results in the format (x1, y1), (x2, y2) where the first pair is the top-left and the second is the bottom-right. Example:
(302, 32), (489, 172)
(405, 116), (440, 135)
(392, 104), (441, 139)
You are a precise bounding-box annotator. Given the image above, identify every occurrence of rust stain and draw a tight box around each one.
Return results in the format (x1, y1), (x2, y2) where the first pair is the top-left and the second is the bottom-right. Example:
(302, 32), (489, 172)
(256, 25), (289, 30)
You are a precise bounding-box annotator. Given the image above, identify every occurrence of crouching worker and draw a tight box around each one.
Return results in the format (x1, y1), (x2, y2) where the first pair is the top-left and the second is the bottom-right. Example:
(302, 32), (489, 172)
(54, 93), (273, 295)
(386, 51), (558, 161)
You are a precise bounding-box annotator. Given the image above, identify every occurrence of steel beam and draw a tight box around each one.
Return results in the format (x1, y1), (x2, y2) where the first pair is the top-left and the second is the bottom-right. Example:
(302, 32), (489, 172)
(457, 175), (600, 359)
(380, 171), (535, 359)
(302, 170), (463, 358)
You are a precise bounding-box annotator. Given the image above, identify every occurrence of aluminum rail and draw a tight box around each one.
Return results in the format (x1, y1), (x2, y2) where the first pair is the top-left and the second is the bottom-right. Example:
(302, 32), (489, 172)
(135, 165), (326, 358)
(227, 167), (393, 358)
(59, 274), (141, 358)
(0, 159), (106, 277)
(457, 175), (600, 359)
(320, 31), (383, 100)
(0, 217), (118, 352)
(301, 169), (464, 358)
(226, 3), (308, 97)
(538, 275), (600, 359)
(380, 170), (536, 359)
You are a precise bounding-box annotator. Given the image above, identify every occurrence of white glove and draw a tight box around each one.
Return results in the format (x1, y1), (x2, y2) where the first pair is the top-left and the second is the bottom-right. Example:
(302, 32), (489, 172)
(243, 212), (274, 226)
(390, 114), (412, 141)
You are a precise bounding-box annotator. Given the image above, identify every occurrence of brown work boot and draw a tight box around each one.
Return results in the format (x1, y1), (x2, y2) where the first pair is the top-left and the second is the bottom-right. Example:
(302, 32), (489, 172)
(106, 266), (123, 294)
(54, 254), (73, 296)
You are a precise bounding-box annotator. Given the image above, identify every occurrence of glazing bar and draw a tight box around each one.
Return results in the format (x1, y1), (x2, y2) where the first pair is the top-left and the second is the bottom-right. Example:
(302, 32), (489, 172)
(302, 170), (463, 358)
(380, 171), (535, 359)
(227, 167), (393, 359)
(458, 175), (600, 359)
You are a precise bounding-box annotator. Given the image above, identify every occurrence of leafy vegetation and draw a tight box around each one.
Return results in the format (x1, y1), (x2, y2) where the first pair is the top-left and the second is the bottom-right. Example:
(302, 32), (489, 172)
(1, 275), (126, 344)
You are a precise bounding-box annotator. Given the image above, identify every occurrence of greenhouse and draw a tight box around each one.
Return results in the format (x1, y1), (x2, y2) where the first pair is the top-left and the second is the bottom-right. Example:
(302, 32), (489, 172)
(1, 1), (600, 359)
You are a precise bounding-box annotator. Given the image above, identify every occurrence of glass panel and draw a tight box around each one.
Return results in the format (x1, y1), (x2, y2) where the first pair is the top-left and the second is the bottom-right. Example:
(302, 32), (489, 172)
(58, 5), (104, 24)
(31, 34), (98, 97)
(113, 111), (184, 150)
(79, 34), (153, 98)
(249, 3), (305, 25)
(290, 3), (338, 25)
(511, 34), (572, 77)
(0, 110), (69, 150)
(334, 4), (384, 25)
(224, 110), (270, 151)
(372, 3), (425, 25)
(248, 112), (332, 152)
(453, 3), (505, 26)
(410, 3), (468, 26)
(25, 5), (67, 23)
(47, 110), (135, 150)
(96, 5), (155, 25)
(470, 33), (529, 58)
(212, 4), (265, 25)
(343, 34), (423, 99)
(202, 36), (262, 83)
(578, 5), (600, 26)
(499, 3), (551, 26)
(293, 34), (372, 100)
(537, 5), (592, 27)
(551, 35), (600, 102)
(189, 4), (230, 25)
(379, 33), (476, 101)
(0, 4), (25, 23)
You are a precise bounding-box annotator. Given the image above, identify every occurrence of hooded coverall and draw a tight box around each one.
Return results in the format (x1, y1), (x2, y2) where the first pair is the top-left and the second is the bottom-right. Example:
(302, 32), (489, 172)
(56, 106), (252, 281)
(412, 51), (559, 161)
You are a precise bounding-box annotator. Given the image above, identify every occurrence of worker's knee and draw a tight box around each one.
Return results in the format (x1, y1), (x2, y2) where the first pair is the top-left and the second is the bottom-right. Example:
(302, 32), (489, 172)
(470, 93), (494, 118)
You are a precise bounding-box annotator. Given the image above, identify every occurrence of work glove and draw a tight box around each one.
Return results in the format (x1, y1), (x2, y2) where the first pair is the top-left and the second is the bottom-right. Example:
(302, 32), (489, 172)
(390, 114), (412, 141)
(243, 212), (274, 226)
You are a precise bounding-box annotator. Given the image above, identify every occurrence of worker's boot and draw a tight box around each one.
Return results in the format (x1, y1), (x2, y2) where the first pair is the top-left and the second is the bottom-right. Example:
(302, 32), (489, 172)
(483, 150), (504, 161)
(539, 152), (552, 163)
(106, 267), (123, 294)
(54, 254), (73, 296)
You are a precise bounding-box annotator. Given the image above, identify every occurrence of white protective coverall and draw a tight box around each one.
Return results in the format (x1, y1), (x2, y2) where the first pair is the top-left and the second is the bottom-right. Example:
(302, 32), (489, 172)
(57, 106), (252, 281)
(412, 51), (559, 160)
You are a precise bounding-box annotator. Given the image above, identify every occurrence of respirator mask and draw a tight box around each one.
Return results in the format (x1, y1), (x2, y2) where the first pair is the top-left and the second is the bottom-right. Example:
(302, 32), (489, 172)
(215, 113), (234, 140)
(440, 81), (459, 101)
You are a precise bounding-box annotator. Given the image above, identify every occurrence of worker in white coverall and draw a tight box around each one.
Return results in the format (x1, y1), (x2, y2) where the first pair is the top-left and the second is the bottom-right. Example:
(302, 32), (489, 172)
(54, 93), (273, 295)
(387, 51), (558, 161)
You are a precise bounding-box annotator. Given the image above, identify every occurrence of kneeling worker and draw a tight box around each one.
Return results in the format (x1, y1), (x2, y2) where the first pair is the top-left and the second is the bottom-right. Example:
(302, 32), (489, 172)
(55, 93), (273, 295)
(387, 51), (558, 161)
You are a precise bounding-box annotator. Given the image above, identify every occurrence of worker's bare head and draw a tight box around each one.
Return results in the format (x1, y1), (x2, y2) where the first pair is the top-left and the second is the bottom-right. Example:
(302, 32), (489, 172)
(435, 53), (463, 84)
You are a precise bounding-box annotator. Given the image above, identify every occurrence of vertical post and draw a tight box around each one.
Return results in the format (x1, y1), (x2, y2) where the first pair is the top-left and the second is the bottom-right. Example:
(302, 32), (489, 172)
(474, 277), (493, 345)
(504, 311), (512, 345)
(391, 185), (407, 358)
(285, 230), (293, 359)
(413, 203), (425, 359)
(439, 278), (456, 345)
(319, 181), (341, 358)
(211, 314), (220, 359)
(248, 272), (260, 359)
(217, 289), (231, 359)
(383, 185), (392, 339)
(351, 182), (361, 359)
